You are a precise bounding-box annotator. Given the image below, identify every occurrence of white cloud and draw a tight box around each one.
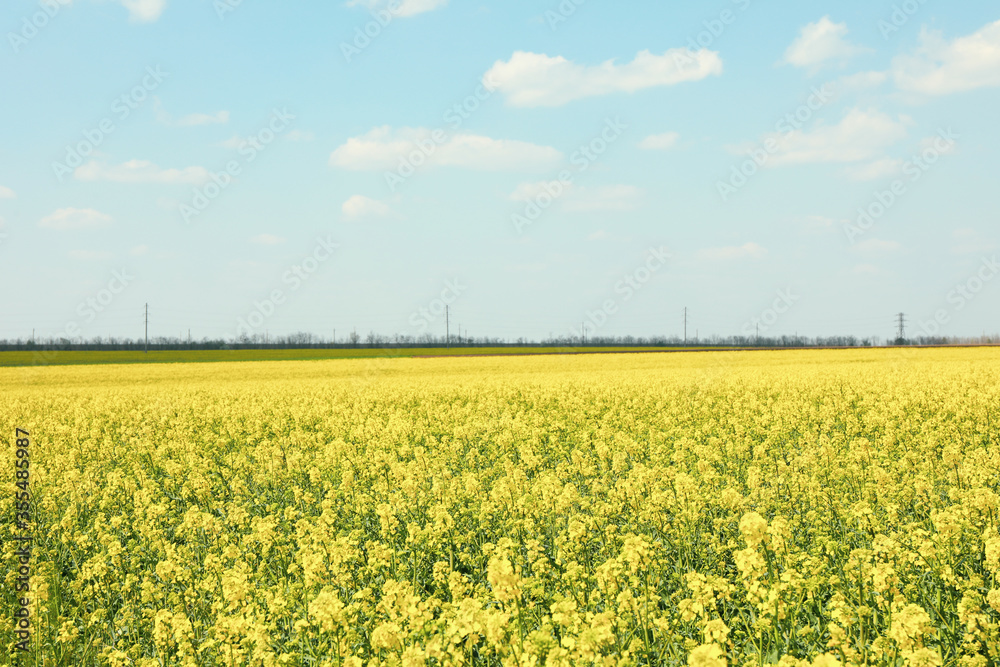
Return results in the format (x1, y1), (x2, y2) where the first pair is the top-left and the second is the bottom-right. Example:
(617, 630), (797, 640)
(564, 185), (642, 212)
(893, 20), (1000, 95)
(844, 158), (904, 181)
(587, 230), (608, 241)
(342, 195), (392, 220)
(760, 108), (908, 167)
(0, 186), (15, 199)
(508, 181), (566, 202)
(330, 126), (562, 171)
(841, 135), (955, 181)
(696, 242), (768, 261)
(155, 98), (229, 127)
(917, 135), (957, 155)
(639, 132), (680, 151)
(851, 263), (884, 277)
(129, 245), (149, 256)
(951, 228), (996, 255)
(250, 234), (286, 245)
(836, 70), (888, 91)
(509, 182), (642, 212)
(74, 160), (211, 185)
(347, 0), (447, 18)
(855, 238), (901, 254)
(118, 0), (166, 22)
(68, 249), (114, 261)
(39, 208), (113, 230)
(216, 136), (245, 150)
(504, 261), (547, 274)
(783, 17), (869, 69)
(286, 130), (315, 142)
(36, 0), (165, 23)
(175, 111), (229, 127)
(156, 196), (180, 211)
(484, 49), (723, 108)
(801, 215), (840, 232)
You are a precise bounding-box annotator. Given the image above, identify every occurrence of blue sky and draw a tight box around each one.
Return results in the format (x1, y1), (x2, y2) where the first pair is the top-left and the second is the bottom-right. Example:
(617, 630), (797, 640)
(1, 0), (998, 343)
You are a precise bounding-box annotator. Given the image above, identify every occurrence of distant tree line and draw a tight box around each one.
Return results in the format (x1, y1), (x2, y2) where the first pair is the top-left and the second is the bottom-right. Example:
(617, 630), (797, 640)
(0, 331), (997, 352)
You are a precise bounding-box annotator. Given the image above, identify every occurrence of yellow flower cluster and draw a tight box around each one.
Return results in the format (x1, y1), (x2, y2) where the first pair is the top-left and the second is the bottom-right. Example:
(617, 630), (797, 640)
(3, 347), (1000, 666)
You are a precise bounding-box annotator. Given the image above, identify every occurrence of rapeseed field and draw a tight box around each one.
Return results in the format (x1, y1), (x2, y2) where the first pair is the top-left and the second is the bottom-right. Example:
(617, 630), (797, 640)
(3, 348), (999, 666)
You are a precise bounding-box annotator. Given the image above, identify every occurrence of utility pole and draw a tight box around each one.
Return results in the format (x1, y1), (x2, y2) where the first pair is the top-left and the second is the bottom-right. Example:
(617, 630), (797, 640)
(446, 306), (450, 348)
(756, 322), (759, 344)
(684, 307), (687, 344)
(144, 303), (149, 353)
(896, 312), (906, 343)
